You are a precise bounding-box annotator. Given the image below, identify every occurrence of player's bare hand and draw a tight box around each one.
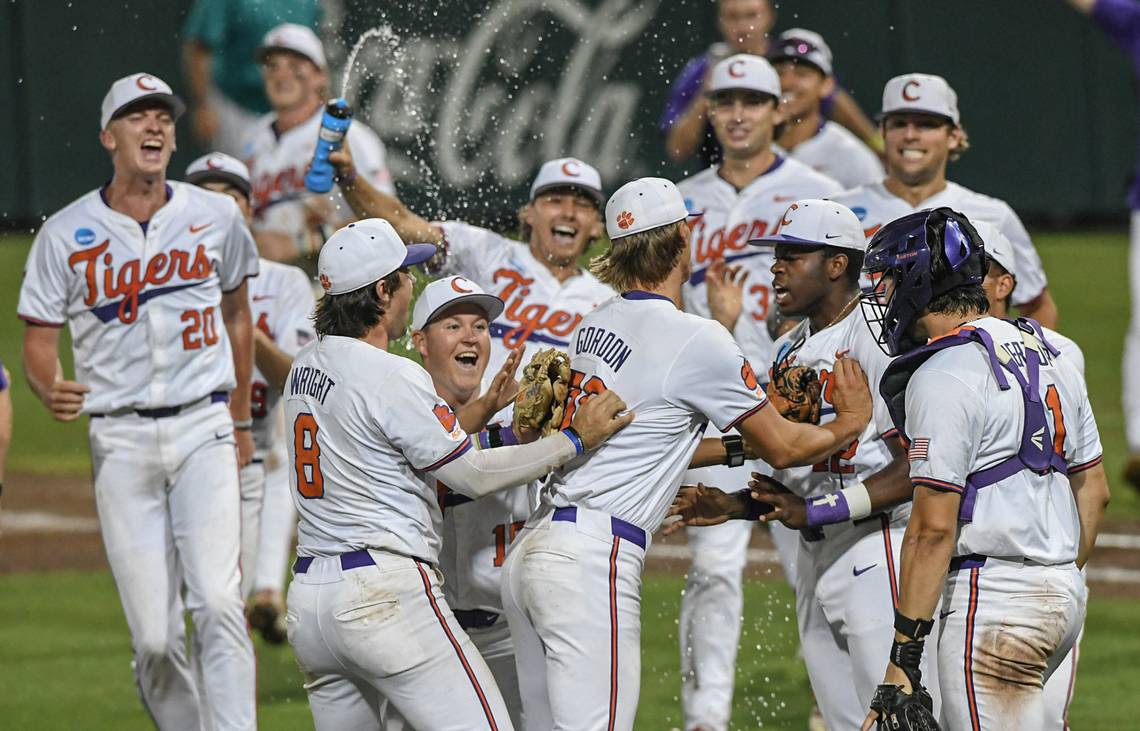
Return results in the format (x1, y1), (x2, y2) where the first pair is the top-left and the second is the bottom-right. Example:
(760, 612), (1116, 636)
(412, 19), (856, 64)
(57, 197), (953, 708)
(829, 355), (872, 428)
(48, 380), (90, 422)
(569, 390), (633, 450)
(706, 259), (748, 332)
(663, 483), (748, 535)
(329, 138), (356, 180)
(486, 347), (522, 413)
(748, 473), (808, 529)
(234, 429), (254, 468)
(860, 708), (880, 731)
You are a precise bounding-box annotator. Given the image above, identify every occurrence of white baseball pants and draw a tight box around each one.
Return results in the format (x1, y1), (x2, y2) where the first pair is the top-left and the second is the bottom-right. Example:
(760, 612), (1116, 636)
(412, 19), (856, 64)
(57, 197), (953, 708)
(937, 559), (1085, 731)
(251, 445), (297, 596)
(286, 550), (512, 731)
(89, 401), (255, 731)
(237, 460), (265, 599)
(1124, 210), (1140, 453)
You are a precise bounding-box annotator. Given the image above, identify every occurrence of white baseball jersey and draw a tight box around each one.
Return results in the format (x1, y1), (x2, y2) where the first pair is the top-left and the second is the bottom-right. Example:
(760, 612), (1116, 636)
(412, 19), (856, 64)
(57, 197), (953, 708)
(540, 292), (769, 532)
(436, 221), (614, 382)
(769, 309), (896, 500)
(776, 121), (885, 191)
(678, 157), (843, 367)
(285, 335), (471, 561)
(18, 182), (259, 413)
(244, 108), (394, 237)
(904, 317), (1102, 564)
(1044, 326), (1085, 377)
(249, 259), (316, 456)
(834, 182), (1048, 307)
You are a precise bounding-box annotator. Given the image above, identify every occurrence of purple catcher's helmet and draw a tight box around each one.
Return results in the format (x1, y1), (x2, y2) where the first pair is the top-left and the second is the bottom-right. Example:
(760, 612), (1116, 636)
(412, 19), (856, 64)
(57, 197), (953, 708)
(860, 207), (986, 355)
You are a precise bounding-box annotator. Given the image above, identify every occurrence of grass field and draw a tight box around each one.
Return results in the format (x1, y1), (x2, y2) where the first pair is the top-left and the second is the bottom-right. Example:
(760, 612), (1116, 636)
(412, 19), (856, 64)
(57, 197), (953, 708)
(0, 229), (1137, 728)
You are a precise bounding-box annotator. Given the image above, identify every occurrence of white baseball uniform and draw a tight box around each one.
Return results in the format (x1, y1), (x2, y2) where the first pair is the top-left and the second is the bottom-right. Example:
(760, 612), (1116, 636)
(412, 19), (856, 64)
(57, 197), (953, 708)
(769, 309), (941, 729)
(501, 292), (770, 731)
(834, 181), (1048, 307)
(284, 335), (512, 731)
(18, 181), (259, 730)
(777, 121), (885, 190)
(676, 156), (841, 731)
(237, 260), (315, 599)
(243, 108), (393, 246)
(895, 317), (1101, 731)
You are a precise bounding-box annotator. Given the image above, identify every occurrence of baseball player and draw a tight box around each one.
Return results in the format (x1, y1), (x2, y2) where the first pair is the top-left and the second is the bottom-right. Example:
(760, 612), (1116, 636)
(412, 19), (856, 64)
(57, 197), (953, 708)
(500, 177), (874, 731)
(833, 73), (1059, 328)
(667, 200), (934, 730)
(856, 208), (1110, 731)
(0, 360), (10, 512)
(328, 144), (613, 397)
(283, 218), (630, 731)
(18, 73), (258, 729)
(675, 53), (842, 731)
(974, 219), (1085, 729)
(243, 23), (393, 261)
(769, 29), (885, 189)
(186, 151), (317, 644)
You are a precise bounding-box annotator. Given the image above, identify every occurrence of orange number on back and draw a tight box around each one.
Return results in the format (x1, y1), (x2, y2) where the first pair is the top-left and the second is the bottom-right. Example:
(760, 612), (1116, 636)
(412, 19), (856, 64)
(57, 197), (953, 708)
(492, 520), (526, 567)
(813, 439), (859, 474)
(748, 284), (771, 321)
(558, 370), (607, 430)
(1045, 385), (1067, 457)
(293, 413), (324, 499)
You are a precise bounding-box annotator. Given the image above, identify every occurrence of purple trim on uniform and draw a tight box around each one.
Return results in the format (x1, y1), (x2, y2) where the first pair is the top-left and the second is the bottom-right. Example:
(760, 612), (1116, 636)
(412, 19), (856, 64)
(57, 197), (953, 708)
(621, 290), (673, 302)
(688, 250), (768, 285)
(1068, 454), (1104, 475)
(423, 436), (473, 472)
(1092, 0), (1140, 208)
(292, 556), (314, 573)
(222, 271), (259, 294)
(18, 315), (65, 328)
(724, 398), (768, 431)
(949, 554), (988, 572)
(964, 568), (982, 731)
(659, 53), (710, 131)
(401, 242), (437, 268)
(97, 390), (229, 419)
(89, 280), (207, 323)
(0, 362), (7, 391)
(804, 490), (851, 527)
(606, 536), (621, 731)
(551, 506), (647, 549)
(748, 232), (833, 247)
(912, 477), (964, 494)
(488, 322), (569, 348)
(880, 515), (899, 608)
(477, 426), (519, 450)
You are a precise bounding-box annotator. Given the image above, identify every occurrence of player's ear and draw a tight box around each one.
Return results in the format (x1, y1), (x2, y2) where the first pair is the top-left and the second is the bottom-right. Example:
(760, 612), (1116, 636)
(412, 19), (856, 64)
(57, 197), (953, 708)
(997, 272), (1016, 301)
(99, 128), (116, 153)
(770, 97), (787, 127)
(820, 74), (836, 98)
(521, 203), (534, 228)
(827, 252), (849, 282)
(410, 329), (428, 359)
(374, 278), (392, 307)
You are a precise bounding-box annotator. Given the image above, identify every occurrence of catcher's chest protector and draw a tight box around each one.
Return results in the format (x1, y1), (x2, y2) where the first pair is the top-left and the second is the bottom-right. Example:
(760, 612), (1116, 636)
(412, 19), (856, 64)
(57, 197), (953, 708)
(879, 318), (1069, 521)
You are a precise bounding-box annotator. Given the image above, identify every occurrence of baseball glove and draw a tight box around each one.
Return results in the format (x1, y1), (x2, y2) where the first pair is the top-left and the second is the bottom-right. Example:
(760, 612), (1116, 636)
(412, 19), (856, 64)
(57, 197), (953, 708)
(513, 349), (572, 436)
(868, 684), (940, 731)
(766, 362), (822, 424)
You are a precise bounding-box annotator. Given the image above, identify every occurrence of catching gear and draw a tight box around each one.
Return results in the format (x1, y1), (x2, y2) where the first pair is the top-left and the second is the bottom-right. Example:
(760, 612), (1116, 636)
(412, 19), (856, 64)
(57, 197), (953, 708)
(513, 348), (572, 435)
(868, 683), (940, 731)
(767, 361), (823, 424)
(860, 207), (986, 356)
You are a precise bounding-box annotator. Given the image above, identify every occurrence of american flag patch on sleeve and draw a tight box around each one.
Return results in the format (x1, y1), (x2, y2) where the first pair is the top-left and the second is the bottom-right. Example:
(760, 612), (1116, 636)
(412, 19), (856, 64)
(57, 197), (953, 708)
(908, 438), (930, 461)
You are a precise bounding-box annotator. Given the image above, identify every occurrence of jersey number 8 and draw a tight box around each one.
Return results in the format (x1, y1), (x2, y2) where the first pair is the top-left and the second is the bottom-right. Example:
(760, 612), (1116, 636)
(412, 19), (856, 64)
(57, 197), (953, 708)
(293, 413), (324, 499)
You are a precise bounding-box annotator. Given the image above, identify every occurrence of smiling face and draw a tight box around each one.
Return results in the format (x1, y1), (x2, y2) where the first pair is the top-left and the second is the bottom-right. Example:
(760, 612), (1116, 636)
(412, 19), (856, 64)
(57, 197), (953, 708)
(718, 0), (773, 55)
(524, 187), (603, 268)
(774, 60), (833, 122)
(709, 89), (782, 159)
(100, 102), (176, 177)
(882, 112), (962, 187)
(414, 302), (491, 405)
(261, 50), (326, 115)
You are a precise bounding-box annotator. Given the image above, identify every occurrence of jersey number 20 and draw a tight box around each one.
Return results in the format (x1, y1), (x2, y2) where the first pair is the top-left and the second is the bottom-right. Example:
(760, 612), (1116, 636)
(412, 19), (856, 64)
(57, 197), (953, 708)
(293, 413), (324, 499)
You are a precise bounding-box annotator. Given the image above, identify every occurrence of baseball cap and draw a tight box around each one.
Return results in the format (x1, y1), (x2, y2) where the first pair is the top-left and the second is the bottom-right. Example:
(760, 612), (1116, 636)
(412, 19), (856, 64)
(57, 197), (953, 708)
(100, 72), (186, 130)
(880, 73), (960, 126)
(185, 152), (252, 198)
(317, 219), (436, 296)
(605, 177), (701, 240)
(768, 28), (833, 76)
(750, 199), (866, 252)
(706, 54), (781, 98)
(411, 276), (505, 332)
(530, 157), (604, 205)
(256, 23), (327, 70)
(972, 220), (1014, 275)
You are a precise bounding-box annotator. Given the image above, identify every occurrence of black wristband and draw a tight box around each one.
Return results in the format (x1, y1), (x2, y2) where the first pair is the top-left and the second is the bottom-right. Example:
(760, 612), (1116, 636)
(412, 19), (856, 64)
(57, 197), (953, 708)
(722, 434), (746, 468)
(486, 424), (504, 449)
(894, 609), (934, 640)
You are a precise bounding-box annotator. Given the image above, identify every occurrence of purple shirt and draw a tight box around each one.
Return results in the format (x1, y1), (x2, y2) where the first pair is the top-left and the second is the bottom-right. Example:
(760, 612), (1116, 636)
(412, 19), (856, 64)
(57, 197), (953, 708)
(1093, 0), (1140, 208)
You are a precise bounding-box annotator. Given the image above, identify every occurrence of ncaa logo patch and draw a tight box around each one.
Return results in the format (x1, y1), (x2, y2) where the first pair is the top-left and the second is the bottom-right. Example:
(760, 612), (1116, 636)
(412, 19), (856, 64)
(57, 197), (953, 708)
(851, 207), (867, 222)
(74, 228), (96, 245)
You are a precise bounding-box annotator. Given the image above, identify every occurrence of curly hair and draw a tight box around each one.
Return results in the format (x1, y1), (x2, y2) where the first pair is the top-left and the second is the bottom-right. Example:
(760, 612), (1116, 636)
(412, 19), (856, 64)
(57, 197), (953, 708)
(590, 221), (688, 291)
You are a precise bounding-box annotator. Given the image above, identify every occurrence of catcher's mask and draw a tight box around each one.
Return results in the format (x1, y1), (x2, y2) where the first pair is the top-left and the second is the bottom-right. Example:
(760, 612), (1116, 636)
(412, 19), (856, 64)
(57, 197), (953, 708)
(860, 207), (985, 356)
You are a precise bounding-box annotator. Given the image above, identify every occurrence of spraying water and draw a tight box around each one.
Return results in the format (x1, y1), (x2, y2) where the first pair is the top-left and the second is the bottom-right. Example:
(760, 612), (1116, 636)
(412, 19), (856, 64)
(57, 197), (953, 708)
(340, 25), (401, 100)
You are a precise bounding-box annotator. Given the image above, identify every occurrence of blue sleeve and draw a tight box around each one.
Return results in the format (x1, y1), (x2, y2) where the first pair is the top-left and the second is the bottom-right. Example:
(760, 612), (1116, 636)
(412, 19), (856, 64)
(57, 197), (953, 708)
(182, 0), (227, 47)
(0, 360), (7, 391)
(659, 54), (709, 132)
(1092, 0), (1140, 57)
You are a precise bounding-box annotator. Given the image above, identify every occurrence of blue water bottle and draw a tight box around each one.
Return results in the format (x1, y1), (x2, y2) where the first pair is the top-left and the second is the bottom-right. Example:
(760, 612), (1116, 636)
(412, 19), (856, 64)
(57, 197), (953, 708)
(304, 98), (353, 194)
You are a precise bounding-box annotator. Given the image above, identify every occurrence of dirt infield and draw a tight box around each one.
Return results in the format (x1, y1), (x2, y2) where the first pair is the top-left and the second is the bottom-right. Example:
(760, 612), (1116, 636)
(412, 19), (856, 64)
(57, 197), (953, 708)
(3, 471), (1138, 599)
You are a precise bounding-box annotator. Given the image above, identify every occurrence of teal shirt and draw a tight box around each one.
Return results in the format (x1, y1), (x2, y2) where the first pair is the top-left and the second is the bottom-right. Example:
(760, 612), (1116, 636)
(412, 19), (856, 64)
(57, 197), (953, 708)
(183, 0), (321, 114)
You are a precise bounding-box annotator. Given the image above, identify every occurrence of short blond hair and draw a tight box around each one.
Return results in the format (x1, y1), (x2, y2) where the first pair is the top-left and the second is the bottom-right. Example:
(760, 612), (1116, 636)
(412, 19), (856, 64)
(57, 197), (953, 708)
(590, 221), (687, 291)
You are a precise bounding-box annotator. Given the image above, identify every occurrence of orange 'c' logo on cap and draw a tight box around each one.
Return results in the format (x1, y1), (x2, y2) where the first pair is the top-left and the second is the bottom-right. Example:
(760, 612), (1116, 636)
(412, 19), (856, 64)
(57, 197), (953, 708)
(902, 80), (921, 102)
(560, 160), (581, 177)
(450, 277), (473, 293)
(135, 74), (159, 91)
(617, 211), (635, 230)
(779, 202), (799, 229)
(728, 60), (747, 78)
(319, 273), (331, 290)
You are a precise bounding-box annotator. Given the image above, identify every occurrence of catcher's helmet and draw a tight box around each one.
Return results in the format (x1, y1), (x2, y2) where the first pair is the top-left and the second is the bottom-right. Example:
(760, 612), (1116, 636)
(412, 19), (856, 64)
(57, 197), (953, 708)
(860, 207), (985, 356)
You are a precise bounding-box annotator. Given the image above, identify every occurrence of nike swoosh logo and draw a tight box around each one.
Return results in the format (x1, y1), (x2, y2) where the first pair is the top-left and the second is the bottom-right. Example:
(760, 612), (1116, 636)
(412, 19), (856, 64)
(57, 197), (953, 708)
(853, 563), (878, 577)
(189, 223), (212, 234)
(939, 609), (956, 619)
(214, 430), (232, 440)
(825, 233), (842, 239)
(252, 294), (274, 301)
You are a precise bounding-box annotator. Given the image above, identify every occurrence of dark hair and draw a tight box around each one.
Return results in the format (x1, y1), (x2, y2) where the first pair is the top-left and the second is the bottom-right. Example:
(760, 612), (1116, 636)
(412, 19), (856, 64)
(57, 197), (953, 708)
(986, 258), (1015, 311)
(591, 220), (687, 290)
(926, 243), (988, 317)
(822, 246), (864, 288)
(313, 270), (403, 338)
